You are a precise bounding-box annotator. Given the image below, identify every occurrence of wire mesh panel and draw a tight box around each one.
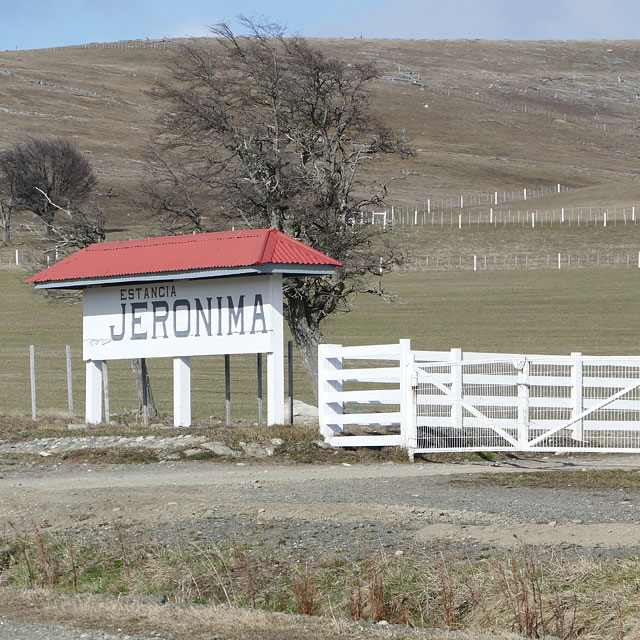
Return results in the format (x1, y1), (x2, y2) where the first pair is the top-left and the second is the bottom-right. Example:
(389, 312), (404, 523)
(413, 355), (640, 453)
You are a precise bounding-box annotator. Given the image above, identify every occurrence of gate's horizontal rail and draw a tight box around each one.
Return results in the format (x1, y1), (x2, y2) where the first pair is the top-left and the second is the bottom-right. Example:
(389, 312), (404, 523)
(323, 389), (401, 404)
(325, 411), (402, 427)
(326, 367), (400, 383)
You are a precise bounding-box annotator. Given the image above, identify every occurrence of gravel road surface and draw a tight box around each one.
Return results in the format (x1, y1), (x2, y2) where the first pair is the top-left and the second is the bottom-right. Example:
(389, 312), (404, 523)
(2, 453), (640, 638)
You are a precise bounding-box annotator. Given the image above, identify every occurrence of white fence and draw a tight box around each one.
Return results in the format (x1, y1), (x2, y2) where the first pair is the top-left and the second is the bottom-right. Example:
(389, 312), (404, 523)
(367, 205), (637, 228)
(318, 341), (640, 457)
(403, 252), (640, 272)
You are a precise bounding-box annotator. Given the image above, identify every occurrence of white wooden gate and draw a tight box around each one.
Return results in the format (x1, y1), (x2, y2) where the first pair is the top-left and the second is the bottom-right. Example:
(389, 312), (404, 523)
(318, 341), (640, 456)
(413, 351), (640, 454)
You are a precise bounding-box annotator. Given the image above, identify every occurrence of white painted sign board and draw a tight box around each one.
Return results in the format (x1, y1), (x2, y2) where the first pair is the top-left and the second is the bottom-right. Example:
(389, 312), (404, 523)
(82, 273), (284, 426)
(83, 274), (283, 360)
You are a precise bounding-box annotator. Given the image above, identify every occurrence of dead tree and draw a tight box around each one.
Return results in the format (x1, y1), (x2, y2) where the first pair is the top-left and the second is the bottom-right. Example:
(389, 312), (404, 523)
(143, 17), (409, 393)
(3, 138), (96, 235)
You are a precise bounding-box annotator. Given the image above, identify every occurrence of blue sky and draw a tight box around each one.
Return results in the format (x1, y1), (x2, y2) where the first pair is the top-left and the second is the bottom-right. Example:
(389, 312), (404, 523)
(2, 0), (640, 50)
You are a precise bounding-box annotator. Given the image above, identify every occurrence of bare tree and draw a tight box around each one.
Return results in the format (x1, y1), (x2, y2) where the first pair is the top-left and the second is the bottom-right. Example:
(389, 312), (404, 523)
(4, 138), (97, 235)
(0, 151), (17, 246)
(144, 18), (408, 393)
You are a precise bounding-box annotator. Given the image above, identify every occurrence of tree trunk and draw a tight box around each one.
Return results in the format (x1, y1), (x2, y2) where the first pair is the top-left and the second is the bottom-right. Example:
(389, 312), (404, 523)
(1, 221), (9, 246)
(285, 297), (324, 399)
(130, 358), (157, 420)
(42, 208), (55, 236)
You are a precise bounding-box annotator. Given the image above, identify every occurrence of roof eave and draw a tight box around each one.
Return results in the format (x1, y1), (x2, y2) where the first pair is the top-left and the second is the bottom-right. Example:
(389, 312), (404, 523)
(32, 263), (340, 290)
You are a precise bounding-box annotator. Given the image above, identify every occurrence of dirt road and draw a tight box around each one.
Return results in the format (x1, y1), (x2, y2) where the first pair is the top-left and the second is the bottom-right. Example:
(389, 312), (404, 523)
(2, 454), (640, 555)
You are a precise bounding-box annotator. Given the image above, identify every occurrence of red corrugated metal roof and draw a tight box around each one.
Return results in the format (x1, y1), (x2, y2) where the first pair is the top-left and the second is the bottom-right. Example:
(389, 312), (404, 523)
(27, 228), (342, 285)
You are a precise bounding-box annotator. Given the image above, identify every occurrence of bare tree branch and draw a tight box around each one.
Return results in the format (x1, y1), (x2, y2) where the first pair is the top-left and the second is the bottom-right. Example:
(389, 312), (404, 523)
(141, 18), (410, 392)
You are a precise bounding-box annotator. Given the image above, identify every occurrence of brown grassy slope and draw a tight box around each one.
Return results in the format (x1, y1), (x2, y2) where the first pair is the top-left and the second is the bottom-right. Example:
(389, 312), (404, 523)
(1, 38), (640, 243)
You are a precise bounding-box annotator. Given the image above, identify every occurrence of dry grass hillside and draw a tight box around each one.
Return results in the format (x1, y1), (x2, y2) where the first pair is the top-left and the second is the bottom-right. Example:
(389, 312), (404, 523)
(1, 38), (640, 247)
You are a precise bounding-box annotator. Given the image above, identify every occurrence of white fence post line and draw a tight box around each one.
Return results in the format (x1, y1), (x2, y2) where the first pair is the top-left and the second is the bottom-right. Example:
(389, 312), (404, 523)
(571, 352), (583, 442)
(399, 339), (413, 451)
(29, 345), (36, 420)
(66, 345), (74, 417)
(451, 348), (463, 429)
(517, 358), (530, 446)
(318, 344), (343, 439)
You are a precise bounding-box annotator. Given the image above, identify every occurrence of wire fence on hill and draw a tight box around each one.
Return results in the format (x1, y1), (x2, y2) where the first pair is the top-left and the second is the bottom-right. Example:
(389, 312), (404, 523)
(401, 252), (640, 272)
(367, 205), (639, 228)
(0, 40), (173, 53)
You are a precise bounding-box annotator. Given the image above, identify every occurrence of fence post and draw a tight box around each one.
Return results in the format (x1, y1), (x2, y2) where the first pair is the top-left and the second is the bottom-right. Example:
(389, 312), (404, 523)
(399, 339), (414, 452)
(66, 345), (74, 417)
(29, 345), (36, 420)
(558, 253), (561, 270)
(225, 354), (231, 426)
(287, 340), (294, 425)
(317, 344), (343, 440)
(451, 348), (463, 429)
(517, 358), (530, 447)
(141, 358), (149, 427)
(571, 352), (583, 442)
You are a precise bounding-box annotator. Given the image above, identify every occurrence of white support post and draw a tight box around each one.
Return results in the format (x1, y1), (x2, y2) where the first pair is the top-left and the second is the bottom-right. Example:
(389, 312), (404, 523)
(427, 199), (431, 214)
(532, 211), (535, 228)
(494, 191), (498, 205)
(517, 359), (530, 446)
(561, 208), (565, 223)
(489, 208), (493, 223)
(473, 255), (477, 271)
(66, 345), (74, 417)
(558, 252), (562, 269)
(604, 211), (607, 227)
(317, 343), (343, 439)
(460, 195), (464, 208)
(458, 213), (462, 229)
(399, 339), (414, 451)
(101, 361), (110, 424)
(523, 188), (527, 201)
(571, 352), (583, 441)
(85, 359), (103, 425)
(29, 345), (36, 420)
(451, 348), (463, 429)
(267, 273), (285, 425)
(173, 356), (191, 427)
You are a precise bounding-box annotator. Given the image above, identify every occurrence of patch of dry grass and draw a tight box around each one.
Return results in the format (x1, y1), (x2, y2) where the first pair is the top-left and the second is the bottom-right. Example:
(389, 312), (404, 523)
(2, 524), (639, 639)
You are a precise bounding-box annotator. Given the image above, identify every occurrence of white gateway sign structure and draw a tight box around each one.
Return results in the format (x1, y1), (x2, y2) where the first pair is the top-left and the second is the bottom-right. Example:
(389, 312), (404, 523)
(28, 229), (341, 427)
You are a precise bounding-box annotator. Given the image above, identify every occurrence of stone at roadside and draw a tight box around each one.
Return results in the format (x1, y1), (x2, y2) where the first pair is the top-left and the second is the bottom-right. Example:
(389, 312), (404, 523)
(200, 442), (239, 457)
(241, 442), (271, 458)
(183, 448), (203, 457)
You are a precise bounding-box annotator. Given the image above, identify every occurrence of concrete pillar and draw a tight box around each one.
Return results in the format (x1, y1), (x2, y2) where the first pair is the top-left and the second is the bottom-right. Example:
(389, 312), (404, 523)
(267, 274), (285, 425)
(173, 356), (191, 427)
(85, 359), (103, 424)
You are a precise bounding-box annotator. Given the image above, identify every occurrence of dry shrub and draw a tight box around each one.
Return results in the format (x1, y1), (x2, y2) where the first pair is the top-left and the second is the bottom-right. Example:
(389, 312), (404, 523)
(291, 563), (318, 616)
